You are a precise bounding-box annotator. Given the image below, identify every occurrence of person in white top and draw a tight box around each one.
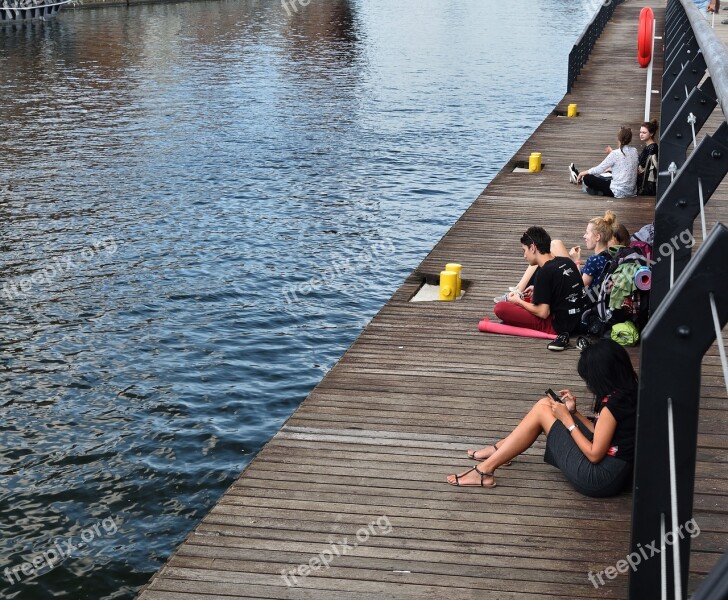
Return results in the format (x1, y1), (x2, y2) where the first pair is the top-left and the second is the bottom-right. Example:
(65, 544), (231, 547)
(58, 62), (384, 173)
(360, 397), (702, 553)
(569, 126), (639, 198)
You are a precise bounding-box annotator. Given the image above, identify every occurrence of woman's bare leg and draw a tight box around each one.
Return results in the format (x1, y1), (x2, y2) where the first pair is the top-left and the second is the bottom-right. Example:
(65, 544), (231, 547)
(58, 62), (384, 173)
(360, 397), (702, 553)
(447, 399), (558, 486)
(514, 265), (538, 292)
(550, 239), (570, 257)
(467, 441), (506, 461)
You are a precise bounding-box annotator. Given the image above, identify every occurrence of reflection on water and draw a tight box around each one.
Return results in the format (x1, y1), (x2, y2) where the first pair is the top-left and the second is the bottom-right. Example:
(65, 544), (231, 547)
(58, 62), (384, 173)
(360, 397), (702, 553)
(1, 1), (594, 597)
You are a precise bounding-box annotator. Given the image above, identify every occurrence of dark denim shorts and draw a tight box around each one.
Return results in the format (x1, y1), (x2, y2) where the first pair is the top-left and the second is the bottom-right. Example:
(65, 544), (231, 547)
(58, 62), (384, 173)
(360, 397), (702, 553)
(544, 419), (632, 498)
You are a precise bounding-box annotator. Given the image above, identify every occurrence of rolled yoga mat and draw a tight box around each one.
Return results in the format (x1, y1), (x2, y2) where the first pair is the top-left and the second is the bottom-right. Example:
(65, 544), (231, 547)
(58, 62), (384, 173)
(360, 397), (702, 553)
(634, 266), (652, 291)
(478, 316), (558, 340)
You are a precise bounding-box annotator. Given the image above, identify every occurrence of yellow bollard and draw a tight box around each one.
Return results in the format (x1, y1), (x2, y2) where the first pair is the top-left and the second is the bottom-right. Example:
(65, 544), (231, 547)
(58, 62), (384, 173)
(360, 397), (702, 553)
(528, 152), (542, 173)
(445, 263), (462, 297)
(439, 270), (458, 301)
(567, 103), (578, 117)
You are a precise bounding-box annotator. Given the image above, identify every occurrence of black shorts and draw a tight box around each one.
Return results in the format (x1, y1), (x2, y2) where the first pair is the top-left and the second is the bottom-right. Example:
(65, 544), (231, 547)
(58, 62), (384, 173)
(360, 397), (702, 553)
(544, 420), (632, 497)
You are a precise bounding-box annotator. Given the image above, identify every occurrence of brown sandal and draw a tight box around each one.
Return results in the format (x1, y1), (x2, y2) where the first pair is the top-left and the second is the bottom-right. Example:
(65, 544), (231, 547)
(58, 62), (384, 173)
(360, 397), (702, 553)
(449, 466), (496, 488)
(467, 443), (512, 466)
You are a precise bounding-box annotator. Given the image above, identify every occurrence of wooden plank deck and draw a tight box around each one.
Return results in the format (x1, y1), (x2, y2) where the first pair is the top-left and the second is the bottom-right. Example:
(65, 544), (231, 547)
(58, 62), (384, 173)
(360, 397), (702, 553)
(137, 2), (728, 598)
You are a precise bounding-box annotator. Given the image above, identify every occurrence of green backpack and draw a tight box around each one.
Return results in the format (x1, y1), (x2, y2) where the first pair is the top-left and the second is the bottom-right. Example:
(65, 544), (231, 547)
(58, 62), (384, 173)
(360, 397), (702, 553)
(611, 321), (640, 346)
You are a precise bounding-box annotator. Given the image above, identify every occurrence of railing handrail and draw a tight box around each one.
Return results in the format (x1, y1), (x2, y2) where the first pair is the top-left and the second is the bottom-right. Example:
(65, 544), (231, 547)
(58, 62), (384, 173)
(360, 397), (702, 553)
(631, 2), (728, 598)
(0, 0), (72, 8)
(574, 0), (616, 47)
(678, 0), (728, 121)
(651, 0), (728, 307)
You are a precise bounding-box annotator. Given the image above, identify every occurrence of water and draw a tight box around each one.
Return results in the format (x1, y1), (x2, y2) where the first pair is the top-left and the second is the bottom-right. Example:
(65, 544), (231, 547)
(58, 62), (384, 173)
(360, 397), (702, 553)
(0, 1), (598, 597)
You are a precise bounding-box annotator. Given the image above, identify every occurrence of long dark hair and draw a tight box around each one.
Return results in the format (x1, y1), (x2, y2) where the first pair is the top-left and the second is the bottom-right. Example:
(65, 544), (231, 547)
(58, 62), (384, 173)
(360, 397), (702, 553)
(577, 339), (638, 413)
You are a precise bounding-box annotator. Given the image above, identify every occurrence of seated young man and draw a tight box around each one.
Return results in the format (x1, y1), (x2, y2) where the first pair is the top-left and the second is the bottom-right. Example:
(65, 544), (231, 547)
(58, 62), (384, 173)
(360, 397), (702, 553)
(493, 226), (584, 351)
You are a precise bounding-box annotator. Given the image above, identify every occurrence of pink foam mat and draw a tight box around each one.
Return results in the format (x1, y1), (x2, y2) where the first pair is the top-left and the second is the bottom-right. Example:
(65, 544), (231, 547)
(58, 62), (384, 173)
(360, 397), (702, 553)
(478, 317), (558, 340)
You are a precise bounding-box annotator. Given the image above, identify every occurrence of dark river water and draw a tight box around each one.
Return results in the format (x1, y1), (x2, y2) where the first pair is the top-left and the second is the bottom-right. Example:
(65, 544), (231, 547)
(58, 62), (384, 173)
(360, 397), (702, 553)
(1, 1), (598, 597)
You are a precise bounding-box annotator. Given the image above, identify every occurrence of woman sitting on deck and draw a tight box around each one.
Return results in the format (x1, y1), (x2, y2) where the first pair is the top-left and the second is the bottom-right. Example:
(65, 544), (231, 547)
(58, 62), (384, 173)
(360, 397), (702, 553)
(636, 119), (659, 196)
(569, 126), (639, 197)
(612, 223), (631, 247)
(447, 339), (637, 498)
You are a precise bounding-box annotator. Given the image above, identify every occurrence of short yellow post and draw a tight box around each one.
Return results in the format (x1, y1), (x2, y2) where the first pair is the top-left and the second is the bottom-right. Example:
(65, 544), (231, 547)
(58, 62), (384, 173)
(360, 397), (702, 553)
(439, 270), (458, 301)
(445, 263), (462, 297)
(567, 103), (578, 117)
(528, 152), (542, 172)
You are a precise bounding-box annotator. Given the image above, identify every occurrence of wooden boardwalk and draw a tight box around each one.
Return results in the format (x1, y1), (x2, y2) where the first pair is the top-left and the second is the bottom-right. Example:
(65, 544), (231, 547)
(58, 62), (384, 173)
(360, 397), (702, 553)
(138, 2), (728, 598)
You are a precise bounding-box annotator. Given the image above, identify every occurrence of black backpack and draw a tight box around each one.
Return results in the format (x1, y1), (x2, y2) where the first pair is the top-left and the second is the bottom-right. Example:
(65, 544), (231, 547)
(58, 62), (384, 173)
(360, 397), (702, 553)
(581, 246), (651, 335)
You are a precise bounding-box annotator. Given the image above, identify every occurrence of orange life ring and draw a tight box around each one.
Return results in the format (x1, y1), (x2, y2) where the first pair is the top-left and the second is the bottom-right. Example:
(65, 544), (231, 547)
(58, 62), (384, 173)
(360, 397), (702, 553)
(638, 7), (654, 68)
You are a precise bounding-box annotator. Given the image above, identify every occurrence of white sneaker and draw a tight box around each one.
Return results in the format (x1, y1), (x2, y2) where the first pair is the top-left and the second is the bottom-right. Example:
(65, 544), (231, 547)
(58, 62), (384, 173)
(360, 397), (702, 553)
(569, 163), (579, 184)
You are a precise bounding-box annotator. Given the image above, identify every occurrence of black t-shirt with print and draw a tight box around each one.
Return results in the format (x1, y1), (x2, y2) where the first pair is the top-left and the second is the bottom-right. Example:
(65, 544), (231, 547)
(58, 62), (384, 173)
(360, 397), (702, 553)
(532, 256), (584, 333)
(598, 390), (637, 463)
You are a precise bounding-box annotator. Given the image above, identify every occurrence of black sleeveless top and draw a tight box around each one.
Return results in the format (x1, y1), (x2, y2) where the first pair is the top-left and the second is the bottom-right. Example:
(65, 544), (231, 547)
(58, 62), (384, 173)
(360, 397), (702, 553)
(596, 391), (637, 462)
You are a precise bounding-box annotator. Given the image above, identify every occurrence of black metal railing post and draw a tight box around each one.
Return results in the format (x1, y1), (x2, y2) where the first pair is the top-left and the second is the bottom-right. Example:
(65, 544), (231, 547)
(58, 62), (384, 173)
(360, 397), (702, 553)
(660, 52), (709, 135)
(629, 223), (728, 600)
(651, 0), (728, 310)
(659, 72), (715, 183)
(692, 550), (728, 599)
(651, 123), (728, 305)
(631, 2), (728, 597)
(567, 0), (624, 93)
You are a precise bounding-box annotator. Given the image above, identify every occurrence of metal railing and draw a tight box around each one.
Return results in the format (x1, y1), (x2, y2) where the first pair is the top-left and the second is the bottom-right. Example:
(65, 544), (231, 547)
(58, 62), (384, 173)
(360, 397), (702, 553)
(652, 0), (728, 307)
(0, 0), (71, 21)
(567, 0), (625, 93)
(630, 1), (728, 598)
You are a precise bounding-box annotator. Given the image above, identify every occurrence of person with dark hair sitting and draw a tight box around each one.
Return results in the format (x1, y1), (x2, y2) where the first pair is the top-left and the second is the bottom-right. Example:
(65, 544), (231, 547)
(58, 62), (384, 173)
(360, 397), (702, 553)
(448, 339), (637, 498)
(611, 223), (631, 247)
(636, 119), (659, 196)
(493, 226), (584, 351)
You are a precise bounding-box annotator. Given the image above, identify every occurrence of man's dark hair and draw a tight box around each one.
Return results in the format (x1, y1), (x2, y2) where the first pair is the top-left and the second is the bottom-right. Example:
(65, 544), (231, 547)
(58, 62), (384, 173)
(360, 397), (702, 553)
(520, 226), (551, 254)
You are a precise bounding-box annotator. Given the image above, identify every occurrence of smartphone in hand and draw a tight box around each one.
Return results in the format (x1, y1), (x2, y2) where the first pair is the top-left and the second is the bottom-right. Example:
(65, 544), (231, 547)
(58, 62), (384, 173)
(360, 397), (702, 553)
(545, 388), (564, 403)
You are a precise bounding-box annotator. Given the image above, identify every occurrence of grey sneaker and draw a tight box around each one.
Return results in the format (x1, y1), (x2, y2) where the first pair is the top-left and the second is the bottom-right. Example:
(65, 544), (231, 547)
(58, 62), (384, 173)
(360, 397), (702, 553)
(493, 288), (524, 304)
(547, 332), (570, 351)
(569, 163), (579, 184)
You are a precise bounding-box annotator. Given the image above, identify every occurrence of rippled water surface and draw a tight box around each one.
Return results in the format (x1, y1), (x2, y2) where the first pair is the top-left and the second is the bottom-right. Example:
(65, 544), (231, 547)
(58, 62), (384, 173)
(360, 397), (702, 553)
(1, 1), (598, 597)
